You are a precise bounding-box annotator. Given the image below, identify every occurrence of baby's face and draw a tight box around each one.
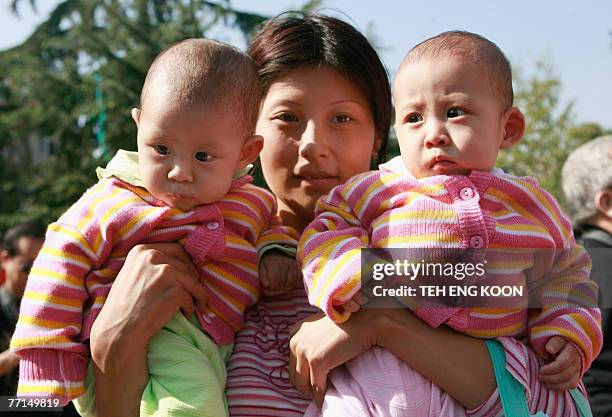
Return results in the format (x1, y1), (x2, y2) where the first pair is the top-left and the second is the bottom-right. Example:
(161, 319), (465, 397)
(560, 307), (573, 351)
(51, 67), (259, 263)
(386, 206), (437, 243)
(134, 95), (258, 211)
(393, 54), (510, 179)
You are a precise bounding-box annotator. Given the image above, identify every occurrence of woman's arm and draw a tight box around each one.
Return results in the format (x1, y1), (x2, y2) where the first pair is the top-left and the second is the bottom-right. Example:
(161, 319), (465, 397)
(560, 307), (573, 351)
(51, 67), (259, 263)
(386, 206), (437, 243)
(289, 307), (495, 410)
(89, 243), (207, 417)
(376, 308), (495, 409)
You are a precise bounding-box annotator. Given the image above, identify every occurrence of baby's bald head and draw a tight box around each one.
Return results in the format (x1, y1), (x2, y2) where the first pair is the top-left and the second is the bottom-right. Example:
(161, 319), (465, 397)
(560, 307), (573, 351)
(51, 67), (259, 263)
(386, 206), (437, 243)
(139, 38), (261, 134)
(396, 31), (513, 110)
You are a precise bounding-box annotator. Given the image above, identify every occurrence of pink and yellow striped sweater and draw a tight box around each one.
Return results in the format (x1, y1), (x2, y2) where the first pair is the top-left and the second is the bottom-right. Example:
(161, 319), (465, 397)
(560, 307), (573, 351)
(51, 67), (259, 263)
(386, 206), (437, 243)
(10, 172), (296, 402)
(298, 156), (602, 373)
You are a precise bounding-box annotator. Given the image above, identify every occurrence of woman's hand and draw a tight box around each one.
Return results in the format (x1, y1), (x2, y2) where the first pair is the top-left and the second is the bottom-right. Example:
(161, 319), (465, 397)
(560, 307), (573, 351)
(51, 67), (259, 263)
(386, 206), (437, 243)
(90, 243), (207, 417)
(0, 349), (20, 376)
(90, 242), (207, 368)
(288, 309), (380, 408)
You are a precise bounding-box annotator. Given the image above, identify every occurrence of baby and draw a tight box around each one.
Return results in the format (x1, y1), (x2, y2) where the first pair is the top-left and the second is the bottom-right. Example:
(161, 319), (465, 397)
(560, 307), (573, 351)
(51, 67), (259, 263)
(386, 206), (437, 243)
(298, 31), (602, 415)
(11, 39), (296, 415)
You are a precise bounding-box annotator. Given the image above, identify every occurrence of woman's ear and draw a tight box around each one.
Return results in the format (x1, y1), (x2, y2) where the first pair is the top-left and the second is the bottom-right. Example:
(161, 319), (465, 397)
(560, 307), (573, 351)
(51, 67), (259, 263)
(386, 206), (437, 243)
(500, 107), (525, 149)
(237, 135), (264, 169)
(131, 108), (141, 128)
(371, 137), (383, 159)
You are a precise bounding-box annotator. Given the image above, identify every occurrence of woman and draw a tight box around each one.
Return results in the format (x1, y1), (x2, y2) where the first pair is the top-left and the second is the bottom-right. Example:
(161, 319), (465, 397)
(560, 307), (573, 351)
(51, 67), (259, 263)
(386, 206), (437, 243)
(84, 13), (586, 417)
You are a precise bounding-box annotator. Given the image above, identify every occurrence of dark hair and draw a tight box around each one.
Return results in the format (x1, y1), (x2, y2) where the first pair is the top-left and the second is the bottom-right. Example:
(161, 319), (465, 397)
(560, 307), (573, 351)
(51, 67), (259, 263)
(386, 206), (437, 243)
(2, 222), (45, 257)
(140, 39), (262, 135)
(248, 12), (391, 163)
(402, 30), (513, 109)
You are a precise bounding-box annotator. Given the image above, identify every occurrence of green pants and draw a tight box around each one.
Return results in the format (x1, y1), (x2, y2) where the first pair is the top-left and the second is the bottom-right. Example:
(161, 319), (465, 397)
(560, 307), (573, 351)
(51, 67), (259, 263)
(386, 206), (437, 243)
(74, 312), (232, 417)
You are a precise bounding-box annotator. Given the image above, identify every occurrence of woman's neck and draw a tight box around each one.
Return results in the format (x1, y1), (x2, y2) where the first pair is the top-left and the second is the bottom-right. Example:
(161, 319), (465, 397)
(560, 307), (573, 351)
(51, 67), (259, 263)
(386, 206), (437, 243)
(276, 199), (313, 234)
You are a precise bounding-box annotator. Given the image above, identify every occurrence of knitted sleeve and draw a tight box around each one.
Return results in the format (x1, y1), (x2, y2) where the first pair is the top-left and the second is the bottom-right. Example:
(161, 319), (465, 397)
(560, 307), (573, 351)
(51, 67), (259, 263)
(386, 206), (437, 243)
(519, 178), (602, 375)
(10, 219), (99, 403)
(10, 179), (159, 404)
(298, 172), (397, 323)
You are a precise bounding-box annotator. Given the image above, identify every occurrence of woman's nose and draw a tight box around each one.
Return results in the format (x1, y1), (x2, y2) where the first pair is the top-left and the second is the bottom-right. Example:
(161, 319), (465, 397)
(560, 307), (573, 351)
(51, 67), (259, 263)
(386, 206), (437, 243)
(299, 121), (329, 159)
(168, 163), (194, 183)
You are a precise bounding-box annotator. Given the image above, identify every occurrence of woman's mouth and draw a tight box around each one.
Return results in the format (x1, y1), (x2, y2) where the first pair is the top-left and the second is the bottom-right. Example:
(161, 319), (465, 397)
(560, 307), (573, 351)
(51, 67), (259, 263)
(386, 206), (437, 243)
(298, 176), (339, 189)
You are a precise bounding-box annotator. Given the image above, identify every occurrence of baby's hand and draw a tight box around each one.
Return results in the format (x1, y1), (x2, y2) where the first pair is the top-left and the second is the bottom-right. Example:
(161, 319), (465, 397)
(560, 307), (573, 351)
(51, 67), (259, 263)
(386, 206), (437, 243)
(539, 336), (581, 390)
(339, 293), (364, 315)
(259, 251), (300, 297)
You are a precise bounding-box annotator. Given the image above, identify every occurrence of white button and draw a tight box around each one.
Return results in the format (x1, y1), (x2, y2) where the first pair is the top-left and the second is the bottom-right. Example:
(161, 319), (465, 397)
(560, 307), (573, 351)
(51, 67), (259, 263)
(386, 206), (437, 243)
(206, 221), (220, 230)
(469, 235), (484, 248)
(459, 187), (474, 200)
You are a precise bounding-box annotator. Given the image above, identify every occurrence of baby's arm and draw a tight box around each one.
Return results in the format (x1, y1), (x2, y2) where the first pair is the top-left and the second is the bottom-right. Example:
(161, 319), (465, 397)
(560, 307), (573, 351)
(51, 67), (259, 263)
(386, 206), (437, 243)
(528, 244), (601, 374)
(524, 184), (602, 381)
(298, 172), (388, 322)
(10, 220), (98, 403)
(11, 180), (156, 404)
(253, 186), (302, 296)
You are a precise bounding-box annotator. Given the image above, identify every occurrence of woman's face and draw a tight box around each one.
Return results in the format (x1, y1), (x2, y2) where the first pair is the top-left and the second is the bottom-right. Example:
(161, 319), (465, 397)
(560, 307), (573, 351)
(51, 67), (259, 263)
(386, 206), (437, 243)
(257, 66), (378, 229)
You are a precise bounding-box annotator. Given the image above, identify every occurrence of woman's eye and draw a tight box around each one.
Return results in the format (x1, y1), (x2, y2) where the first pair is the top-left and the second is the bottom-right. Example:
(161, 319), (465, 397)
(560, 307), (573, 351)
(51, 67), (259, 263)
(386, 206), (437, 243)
(154, 144), (170, 155)
(406, 114), (423, 124)
(277, 113), (298, 123)
(447, 108), (466, 118)
(333, 114), (352, 123)
(195, 151), (211, 162)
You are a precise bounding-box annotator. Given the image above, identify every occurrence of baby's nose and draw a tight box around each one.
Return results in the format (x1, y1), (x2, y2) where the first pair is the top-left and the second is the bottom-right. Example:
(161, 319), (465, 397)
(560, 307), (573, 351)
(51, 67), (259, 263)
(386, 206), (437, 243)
(424, 121), (451, 148)
(168, 164), (194, 182)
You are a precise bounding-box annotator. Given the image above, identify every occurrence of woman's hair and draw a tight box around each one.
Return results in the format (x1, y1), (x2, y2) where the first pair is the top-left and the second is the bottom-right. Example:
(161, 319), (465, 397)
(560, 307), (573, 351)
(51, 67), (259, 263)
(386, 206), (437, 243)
(562, 135), (612, 226)
(248, 12), (391, 163)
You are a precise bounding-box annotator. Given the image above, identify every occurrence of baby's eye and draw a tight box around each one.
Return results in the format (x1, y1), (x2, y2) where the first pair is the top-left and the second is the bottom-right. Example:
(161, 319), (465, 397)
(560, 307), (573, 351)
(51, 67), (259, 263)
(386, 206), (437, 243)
(154, 144), (170, 155)
(277, 113), (298, 123)
(195, 151), (212, 162)
(406, 113), (423, 124)
(447, 108), (466, 118)
(333, 114), (352, 123)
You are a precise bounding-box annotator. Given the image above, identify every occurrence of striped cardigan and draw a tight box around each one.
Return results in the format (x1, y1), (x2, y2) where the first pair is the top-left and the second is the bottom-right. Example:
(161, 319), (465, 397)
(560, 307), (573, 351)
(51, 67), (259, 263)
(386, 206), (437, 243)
(11, 175), (296, 403)
(298, 156), (602, 373)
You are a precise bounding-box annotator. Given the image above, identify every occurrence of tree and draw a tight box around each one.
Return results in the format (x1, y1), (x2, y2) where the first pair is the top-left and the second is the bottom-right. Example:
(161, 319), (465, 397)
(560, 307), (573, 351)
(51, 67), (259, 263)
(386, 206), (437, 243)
(496, 61), (609, 204)
(0, 1), (275, 234)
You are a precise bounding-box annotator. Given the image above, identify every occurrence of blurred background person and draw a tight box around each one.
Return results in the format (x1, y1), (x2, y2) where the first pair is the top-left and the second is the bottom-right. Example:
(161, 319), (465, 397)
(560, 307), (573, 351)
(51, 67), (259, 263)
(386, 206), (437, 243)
(562, 135), (612, 417)
(0, 247), (5, 286)
(0, 221), (45, 395)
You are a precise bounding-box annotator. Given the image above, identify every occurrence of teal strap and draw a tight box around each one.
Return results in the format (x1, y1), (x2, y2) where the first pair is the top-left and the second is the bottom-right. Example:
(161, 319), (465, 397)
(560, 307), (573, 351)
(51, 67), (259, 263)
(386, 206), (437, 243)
(569, 387), (593, 417)
(486, 339), (531, 417)
(484, 340), (592, 417)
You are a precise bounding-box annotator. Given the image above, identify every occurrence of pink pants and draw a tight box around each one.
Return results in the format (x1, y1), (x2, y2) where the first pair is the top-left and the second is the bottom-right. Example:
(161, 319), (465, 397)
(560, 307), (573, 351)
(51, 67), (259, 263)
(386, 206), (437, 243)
(304, 346), (467, 417)
(305, 338), (587, 417)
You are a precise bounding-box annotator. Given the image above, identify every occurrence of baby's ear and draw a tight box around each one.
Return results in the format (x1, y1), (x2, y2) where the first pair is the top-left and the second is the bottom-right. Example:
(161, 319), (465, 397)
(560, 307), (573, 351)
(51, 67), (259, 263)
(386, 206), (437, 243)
(238, 135), (264, 168)
(131, 108), (141, 128)
(500, 107), (525, 149)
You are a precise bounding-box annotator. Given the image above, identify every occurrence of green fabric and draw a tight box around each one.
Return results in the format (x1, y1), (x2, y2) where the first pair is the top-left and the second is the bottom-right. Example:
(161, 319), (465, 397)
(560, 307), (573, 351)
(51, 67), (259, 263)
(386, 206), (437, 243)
(258, 243), (297, 258)
(96, 149), (145, 186)
(74, 312), (232, 417)
(96, 150), (253, 186)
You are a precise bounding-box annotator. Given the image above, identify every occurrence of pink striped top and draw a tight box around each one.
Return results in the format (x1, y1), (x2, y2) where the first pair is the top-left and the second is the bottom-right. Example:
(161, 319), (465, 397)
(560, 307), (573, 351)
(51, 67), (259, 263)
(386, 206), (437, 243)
(298, 157), (602, 374)
(10, 174), (295, 403)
